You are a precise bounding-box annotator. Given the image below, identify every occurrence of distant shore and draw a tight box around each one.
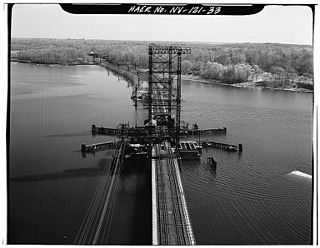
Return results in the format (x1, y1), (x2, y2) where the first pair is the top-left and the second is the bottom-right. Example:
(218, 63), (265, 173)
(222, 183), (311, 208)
(181, 74), (313, 93)
(10, 59), (91, 66)
(11, 59), (313, 93)
(11, 58), (137, 84)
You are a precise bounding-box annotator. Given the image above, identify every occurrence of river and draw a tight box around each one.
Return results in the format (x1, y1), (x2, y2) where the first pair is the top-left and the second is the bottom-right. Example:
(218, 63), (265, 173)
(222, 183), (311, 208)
(8, 63), (312, 244)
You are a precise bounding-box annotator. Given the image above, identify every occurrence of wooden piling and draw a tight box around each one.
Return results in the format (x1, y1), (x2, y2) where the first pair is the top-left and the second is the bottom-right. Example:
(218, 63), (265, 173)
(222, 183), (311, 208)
(178, 157), (182, 172)
(238, 144), (243, 152)
(81, 143), (86, 152)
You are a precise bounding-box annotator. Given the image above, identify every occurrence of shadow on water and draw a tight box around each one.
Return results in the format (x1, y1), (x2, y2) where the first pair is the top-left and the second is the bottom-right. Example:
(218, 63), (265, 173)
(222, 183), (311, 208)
(10, 158), (113, 182)
(181, 159), (218, 179)
(180, 159), (200, 171)
(45, 131), (91, 138)
(107, 156), (151, 245)
(207, 163), (217, 179)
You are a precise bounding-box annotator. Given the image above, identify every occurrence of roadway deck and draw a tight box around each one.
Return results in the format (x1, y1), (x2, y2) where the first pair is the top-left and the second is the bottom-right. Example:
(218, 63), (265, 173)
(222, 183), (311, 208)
(152, 141), (195, 245)
(74, 141), (126, 245)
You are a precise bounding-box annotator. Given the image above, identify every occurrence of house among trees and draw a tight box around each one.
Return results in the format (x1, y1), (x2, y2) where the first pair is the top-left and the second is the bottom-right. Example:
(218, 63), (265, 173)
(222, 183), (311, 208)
(88, 51), (100, 63)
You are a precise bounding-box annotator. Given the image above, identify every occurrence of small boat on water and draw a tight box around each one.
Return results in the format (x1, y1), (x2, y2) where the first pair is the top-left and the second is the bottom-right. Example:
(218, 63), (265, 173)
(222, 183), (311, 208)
(207, 157), (217, 167)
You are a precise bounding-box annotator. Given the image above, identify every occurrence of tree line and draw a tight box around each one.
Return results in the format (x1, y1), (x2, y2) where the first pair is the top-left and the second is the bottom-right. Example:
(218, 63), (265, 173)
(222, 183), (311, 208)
(11, 38), (313, 88)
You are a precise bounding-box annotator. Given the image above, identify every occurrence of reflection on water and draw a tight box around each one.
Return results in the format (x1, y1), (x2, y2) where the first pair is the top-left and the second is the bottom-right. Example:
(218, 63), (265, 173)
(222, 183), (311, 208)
(9, 63), (312, 244)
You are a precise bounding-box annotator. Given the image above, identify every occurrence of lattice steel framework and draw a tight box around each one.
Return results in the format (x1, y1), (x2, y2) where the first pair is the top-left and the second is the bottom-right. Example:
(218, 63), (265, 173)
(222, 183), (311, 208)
(148, 44), (191, 144)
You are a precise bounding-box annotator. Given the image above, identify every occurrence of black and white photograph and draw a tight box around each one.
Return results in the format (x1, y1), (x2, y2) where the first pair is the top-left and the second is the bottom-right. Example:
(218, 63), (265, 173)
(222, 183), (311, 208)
(5, 2), (317, 245)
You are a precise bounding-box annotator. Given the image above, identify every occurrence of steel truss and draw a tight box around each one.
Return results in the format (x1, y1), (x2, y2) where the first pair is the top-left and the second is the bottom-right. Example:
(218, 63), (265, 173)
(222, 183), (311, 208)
(148, 44), (191, 144)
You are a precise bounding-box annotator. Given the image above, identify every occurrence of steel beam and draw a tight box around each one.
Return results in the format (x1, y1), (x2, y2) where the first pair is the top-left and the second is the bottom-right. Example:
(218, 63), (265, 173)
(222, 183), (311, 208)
(176, 50), (182, 144)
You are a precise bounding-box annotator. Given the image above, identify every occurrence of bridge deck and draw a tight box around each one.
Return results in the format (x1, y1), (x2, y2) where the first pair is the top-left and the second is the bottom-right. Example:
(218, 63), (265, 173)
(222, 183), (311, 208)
(152, 141), (195, 245)
(74, 141), (126, 245)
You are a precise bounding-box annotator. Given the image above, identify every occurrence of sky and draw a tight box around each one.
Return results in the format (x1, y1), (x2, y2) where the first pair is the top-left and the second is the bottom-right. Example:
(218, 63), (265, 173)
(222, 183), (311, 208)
(11, 4), (313, 45)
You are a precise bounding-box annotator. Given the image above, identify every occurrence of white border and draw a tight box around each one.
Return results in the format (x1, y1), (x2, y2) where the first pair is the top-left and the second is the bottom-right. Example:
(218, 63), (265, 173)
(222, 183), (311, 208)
(1, 1), (318, 246)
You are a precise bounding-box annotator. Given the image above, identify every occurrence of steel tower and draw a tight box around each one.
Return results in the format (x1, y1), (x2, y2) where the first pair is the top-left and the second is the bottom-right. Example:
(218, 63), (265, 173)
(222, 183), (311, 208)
(147, 44), (191, 145)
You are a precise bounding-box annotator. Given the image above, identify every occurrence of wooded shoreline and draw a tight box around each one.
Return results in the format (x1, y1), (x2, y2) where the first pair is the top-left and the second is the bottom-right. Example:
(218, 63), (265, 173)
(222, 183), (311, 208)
(11, 38), (313, 91)
(11, 58), (313, 93)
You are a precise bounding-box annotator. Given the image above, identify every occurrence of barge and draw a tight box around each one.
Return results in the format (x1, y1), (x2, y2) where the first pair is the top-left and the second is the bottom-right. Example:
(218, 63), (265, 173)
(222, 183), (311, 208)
(202, 141), (238, 152)
(178, 141), (202, 160)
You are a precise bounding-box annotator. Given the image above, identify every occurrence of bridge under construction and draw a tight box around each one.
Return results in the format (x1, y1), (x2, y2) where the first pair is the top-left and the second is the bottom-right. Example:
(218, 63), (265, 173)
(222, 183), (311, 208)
(78, 44), (241, 245)
(79, 44), (196, 245)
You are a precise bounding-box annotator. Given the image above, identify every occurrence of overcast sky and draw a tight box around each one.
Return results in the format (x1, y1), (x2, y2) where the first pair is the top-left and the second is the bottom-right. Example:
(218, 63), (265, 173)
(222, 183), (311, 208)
(11, 4), (313, 45)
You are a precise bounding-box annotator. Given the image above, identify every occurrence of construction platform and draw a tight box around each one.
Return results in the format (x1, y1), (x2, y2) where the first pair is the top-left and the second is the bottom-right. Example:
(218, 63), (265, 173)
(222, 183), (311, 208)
(81, 141), (115, 153)
(184, 127), (226, 135)
(178, 141), (202, 160)
(91, 124), (227, 137)
(202, 141), (243, 152)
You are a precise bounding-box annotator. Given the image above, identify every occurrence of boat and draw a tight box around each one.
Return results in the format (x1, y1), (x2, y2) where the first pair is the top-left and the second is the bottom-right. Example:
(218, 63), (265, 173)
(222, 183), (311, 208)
(207, 157), (217, 167)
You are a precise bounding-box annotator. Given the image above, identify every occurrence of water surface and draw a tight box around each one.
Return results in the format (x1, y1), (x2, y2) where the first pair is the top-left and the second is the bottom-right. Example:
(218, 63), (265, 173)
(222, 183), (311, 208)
(9, 63), (312, 244)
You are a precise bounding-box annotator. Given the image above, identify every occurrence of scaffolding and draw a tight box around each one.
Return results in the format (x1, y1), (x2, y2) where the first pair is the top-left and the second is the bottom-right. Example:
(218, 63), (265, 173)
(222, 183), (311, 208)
(147, 44), (191, 144)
